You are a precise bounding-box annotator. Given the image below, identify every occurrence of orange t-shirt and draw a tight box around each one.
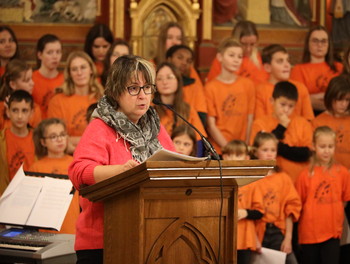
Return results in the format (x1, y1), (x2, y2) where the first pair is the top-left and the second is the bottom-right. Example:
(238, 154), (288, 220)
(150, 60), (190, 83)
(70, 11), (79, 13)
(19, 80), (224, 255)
(95, 61), (103, 77)
(5, 128), (35, 180)
(237, 181), (264, 251)
(205, 76), (255, 153)
(255, 171), (301, 243)
(255, 79), (314, 121)
(290, 62), (343, 94)
(312, 112), (350, 169)
(159, 107), (207, 141)
(28, 155), (79, 234)
(206, 55), (269, 85)
(47, 93), (97, 137)
(295, 165), (350, 244)
(32, 70), (64, 118)
(184, 69), (208, 114)
(0, 66), (5, 77)
(0, 101), (42, 129)
(250, 115), (313, 182)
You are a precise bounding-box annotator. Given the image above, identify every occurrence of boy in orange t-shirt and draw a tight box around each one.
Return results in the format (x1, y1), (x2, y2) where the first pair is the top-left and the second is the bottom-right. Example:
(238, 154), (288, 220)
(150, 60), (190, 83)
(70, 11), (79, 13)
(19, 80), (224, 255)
(166, 45), (208, 126)
(0, 90), (35, 195)
(256, 44), (314, 121)
(205, 37), (255, 154)
(251, 81), (313, 182)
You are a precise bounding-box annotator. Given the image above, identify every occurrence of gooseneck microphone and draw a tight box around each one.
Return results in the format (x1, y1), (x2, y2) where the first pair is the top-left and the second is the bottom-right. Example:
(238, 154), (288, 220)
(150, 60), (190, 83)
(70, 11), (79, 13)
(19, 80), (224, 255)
(153, 98), (220, 160)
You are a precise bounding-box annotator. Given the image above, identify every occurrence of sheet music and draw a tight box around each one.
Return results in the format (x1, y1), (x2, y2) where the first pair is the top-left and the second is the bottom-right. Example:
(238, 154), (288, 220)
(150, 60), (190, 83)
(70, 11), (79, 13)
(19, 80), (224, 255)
(26, 177), (73, 230)
(147, 149), (208, 162)
(251, 247), (287, 264)
(0, 166), (73, 230)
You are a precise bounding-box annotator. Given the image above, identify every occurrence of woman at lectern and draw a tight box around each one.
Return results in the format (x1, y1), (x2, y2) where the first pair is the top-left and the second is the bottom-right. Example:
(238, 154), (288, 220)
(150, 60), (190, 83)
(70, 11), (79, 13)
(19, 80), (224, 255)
(68, 55), (175, 264)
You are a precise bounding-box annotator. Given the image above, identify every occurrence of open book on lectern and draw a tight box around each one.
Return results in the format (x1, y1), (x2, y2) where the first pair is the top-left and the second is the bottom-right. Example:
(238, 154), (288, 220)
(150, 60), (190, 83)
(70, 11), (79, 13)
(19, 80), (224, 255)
(0, 165), (73, 231)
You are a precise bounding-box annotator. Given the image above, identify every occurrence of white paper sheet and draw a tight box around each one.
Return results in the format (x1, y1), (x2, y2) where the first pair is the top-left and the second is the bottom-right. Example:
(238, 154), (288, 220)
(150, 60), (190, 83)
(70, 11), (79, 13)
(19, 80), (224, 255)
(147, 149), (208, 162)
(251, 247), (287, 264)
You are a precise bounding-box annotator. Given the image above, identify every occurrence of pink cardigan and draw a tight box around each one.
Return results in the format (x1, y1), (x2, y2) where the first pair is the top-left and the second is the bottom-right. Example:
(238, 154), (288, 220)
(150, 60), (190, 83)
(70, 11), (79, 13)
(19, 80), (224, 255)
(69, 118), (175, 250)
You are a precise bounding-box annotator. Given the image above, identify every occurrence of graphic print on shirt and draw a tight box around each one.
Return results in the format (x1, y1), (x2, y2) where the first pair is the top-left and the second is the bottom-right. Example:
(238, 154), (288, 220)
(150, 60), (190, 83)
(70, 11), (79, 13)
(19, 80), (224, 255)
(315, 74), (330, 93)
(222, 94), (236, 116)
(42, 90), (54, 113)
(72, 108), (87, 133)
(262, 188), (280, 218)
(314, 180), (332, 203)
(9, 150), (25, 177)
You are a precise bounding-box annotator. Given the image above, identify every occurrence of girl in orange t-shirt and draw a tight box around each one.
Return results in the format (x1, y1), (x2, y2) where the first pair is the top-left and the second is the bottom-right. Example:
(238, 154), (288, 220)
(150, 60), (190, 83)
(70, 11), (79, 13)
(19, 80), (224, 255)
(0, 26), (19, 78)
(32, 34), (64, 118)
(312, 75), (350, 169)
(171, 124), (197, 157)
(29, 118), (79, 234)
(47, 51), (104, 154)
(84, 24), (114, 78)
(291, 25), (343, 115)
(0, 59), (41, 129)
(154, 62), (207, 157)
(252, 132), (301, 264)
(207, 20), (268, 85)
(295, 126), (350, 264)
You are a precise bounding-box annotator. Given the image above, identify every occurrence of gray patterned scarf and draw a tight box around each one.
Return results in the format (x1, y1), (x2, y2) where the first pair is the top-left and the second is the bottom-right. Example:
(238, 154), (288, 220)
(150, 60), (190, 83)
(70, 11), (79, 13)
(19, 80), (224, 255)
(92, 96), (163, 163)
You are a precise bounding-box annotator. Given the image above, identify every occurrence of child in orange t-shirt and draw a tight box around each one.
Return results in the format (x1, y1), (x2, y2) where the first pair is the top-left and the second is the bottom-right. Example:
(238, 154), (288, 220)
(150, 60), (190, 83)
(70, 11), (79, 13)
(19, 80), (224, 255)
(0, 59), (41, 129)
(166, 45), (208, 126)
(32, 34), (64, 118)
(256, 44), (314, 121)
(171, 124), (197, 157)
(290, 25), (343, 115)
(252, 132), (301, 264)
(222, 140), (263, 264)
(29, 118), (79, 234)
(0, 90), (35, 195)
(206, 21), (268, 85)
(251, 81), (313, 182)
(154, 62), (207, 156)
(205, 37), (255, 154)
(312, 75), (350, 169)
(295, 126), (350, 264)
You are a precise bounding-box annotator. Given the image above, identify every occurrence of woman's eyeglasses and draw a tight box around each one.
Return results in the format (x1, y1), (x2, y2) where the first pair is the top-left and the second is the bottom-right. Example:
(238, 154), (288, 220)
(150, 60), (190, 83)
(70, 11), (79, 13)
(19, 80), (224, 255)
(126, 84), (156, 96)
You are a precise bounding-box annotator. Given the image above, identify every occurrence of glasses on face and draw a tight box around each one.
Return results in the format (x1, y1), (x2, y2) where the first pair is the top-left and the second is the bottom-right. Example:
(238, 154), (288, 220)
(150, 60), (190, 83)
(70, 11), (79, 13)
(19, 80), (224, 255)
(44, 132), (68, 141)
(126, 84), (156, 96)
(310, 38), (328, 45)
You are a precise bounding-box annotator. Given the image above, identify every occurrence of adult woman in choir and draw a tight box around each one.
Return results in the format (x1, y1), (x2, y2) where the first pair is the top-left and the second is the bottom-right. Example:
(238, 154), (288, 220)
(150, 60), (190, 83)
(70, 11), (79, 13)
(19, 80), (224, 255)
(84, 23), (114, 77)
(68, 55), (175, 264)
(47, 51), (103, 153)
(206, 20), (269, 84)
(0, 26), (19, 77)
(291, 25), (343, 115)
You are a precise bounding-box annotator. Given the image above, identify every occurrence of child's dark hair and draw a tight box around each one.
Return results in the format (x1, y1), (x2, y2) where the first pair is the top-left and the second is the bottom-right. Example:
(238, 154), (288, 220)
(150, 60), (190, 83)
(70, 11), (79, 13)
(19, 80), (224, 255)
(33, 118), (67, 159)
(8, 90), (33, 109)
(84, 23), (114, 61)
(165, 44), (194, 60)
(171, 124), (197, 157)
(309, 126), (336, 174)
(0, 26), (19, 66)
(261, 44), (288, 64)
(222, 140), (248, 156)
(86, 102), (98, 123)
(324, 74), (350, 114)
(36, 34), (61, 68)
(272, 81), (298, 101)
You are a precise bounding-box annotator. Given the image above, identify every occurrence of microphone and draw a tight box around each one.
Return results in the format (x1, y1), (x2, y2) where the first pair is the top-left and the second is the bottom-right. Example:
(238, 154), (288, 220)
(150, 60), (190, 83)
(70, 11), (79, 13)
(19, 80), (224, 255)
(153, 98), (220, 160)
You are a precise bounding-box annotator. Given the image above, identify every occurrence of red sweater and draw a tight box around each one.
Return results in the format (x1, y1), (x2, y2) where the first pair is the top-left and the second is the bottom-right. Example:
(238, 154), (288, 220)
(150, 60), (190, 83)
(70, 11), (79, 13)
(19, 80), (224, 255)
(69, 118), (175, 251)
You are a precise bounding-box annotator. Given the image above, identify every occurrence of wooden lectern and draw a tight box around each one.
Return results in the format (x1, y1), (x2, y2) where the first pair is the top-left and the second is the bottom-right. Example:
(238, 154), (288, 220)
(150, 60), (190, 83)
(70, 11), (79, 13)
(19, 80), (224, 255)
(80, 159), (274, 264)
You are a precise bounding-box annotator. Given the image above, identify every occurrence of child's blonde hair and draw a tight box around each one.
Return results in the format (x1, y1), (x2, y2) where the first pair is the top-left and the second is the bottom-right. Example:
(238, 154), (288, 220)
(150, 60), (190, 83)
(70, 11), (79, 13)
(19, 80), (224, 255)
(222, 140), (248, 156)
(217, 37), (242, 54)
(309, 126), (336, 173)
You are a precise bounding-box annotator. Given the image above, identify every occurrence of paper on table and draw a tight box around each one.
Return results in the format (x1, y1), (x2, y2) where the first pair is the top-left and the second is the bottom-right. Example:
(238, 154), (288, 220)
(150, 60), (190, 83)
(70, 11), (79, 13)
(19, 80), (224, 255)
(0, 176), (42, 225)
(147, 148), (208, 162)
(26, 177), (73, 231)
(251, 247), (287, 264)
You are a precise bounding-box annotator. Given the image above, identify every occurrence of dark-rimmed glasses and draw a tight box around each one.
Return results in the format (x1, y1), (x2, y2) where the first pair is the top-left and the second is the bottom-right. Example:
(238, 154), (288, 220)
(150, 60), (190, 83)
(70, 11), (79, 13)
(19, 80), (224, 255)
(126, 84), (156, 96)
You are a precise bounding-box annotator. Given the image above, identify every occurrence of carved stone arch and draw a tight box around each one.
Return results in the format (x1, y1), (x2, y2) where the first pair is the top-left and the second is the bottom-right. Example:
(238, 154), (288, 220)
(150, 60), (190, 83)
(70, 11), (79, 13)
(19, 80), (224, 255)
(130, 0), (201, 60)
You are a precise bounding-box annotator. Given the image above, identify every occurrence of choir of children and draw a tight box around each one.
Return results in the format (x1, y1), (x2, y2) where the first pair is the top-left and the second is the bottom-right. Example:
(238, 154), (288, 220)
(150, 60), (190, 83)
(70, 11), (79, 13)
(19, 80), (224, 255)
(1, 19), (350, 263)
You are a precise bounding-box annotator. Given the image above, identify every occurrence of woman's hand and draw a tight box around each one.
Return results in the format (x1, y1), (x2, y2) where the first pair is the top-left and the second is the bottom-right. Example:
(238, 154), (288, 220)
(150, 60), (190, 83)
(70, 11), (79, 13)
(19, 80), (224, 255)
(93, 159), (140, 183)
(122, 160), (139, 172)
